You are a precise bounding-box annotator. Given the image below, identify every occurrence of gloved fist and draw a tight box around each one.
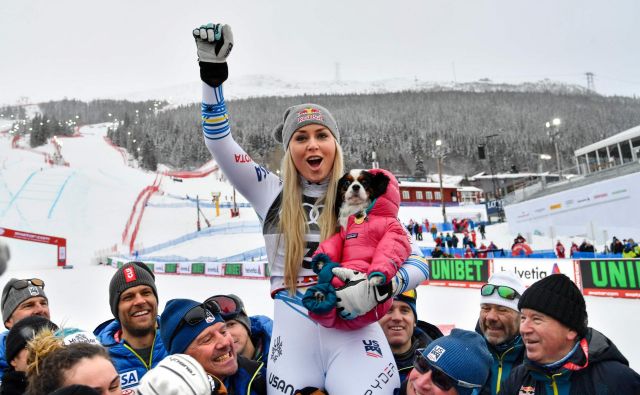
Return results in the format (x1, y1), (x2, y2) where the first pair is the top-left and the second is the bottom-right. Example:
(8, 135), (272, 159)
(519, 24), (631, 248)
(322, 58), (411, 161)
(331, 268), (392, 320)
(192, 23), (234, 87)
(193, 23), (234, 63)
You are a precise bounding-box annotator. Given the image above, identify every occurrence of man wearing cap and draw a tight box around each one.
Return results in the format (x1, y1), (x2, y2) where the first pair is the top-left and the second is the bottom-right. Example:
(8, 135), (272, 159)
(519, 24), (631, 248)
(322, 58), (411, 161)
(160, 298), (266, 395)
(399, 328), (492, 395)
(378, 289), (443, 383)
(0, 316), (58, 393)
(0, 277), (50, 379)
(94, 262), (168, 391)
(501, 273), (640, 394)
(476, 272), (525, 395)
(206, 294), (272, 364)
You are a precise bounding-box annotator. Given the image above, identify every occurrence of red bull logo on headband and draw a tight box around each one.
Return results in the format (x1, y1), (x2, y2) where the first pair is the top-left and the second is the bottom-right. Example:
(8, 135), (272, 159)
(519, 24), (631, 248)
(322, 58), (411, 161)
(297, 107), (324, 124)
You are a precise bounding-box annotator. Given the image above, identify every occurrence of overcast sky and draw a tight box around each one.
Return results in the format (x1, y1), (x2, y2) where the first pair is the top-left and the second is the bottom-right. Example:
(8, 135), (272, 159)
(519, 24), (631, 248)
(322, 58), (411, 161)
(1, 0), (639, 105)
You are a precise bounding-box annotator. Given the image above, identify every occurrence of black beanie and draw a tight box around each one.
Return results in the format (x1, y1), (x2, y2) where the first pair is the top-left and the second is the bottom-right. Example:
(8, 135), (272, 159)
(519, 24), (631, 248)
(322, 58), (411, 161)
(6, 316), (58, 364)
(109, 262), (158, 319)
(518, 274), (588, 337)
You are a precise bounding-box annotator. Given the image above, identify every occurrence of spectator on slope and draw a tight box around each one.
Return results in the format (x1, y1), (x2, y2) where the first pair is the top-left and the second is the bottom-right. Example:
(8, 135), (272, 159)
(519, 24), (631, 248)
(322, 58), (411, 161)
(471, 229), (477, 246)
(569, 241), (579, 257)
(622, 238), (639, 258)
(397, 329), (491, 395)
(476, 243), (488, 259)
(204, 294), (272, 365)
(0, 278), (50, 379)
(555, 240), (566, 259)
(0, 316), (58, 395)
(464, 247), (475, 258)
(94, 262), (167, 391)
(431, 245), (444, 258)
(445, 233), (453, 250)
(451, 233), (459, 249)
(476, 272), (526, 395)
(610, 236), (624, 254)
(378, 289), (443, 383)
(160, 298), (265, 395)
(430, 223), (438, 241)
(414, 222), (423, 241)
(479, 222), (486, 240)
(500, 274), (640, 394)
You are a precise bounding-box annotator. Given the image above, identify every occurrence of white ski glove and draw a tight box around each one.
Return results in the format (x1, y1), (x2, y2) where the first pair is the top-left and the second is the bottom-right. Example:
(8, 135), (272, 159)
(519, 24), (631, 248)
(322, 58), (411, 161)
(333, 268), (393, 320)
(192, 23), (234, 87)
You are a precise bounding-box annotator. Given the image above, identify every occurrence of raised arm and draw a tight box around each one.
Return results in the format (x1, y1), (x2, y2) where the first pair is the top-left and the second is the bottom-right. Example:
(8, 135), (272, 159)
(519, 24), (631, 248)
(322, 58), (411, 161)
(193, 23), (281, 220)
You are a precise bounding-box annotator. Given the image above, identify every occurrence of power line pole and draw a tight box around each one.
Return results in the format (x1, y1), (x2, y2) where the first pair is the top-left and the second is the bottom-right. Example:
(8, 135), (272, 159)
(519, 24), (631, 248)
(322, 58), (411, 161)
(585, 72), (595, 93)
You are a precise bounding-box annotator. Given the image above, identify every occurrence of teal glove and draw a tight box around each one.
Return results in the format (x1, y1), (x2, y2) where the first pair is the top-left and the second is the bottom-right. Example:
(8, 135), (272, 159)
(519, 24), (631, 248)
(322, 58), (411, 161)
(192, 23), (234, 87)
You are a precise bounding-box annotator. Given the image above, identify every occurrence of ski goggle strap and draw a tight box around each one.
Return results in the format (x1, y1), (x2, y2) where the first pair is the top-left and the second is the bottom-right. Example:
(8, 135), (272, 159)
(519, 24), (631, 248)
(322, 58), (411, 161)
(480, 284), (520, 300)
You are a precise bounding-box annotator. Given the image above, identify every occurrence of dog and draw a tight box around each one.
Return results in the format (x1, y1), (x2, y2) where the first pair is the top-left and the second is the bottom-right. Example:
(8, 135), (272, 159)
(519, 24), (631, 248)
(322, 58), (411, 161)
(335, 169), (391, 229)
(302, 168), (411, 330)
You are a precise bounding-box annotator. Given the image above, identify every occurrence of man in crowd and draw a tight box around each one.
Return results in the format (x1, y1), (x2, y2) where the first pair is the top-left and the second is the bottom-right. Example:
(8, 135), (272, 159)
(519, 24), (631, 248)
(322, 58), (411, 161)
(0, 316), (58, 394)
(0, 277), (50, 377)
(160, 298), (266, 395)
(378, 289), (442, 382)
(476, 272), (525, 395)
(95, 262), (168, 391)
(501, 273), (640, 394)
(398, 328), (491, 395)
(205, 294), (272, 364)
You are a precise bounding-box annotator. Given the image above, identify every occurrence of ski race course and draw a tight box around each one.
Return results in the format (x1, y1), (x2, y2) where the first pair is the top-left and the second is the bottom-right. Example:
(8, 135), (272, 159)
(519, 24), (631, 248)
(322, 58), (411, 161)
(1, 121), (638, 370)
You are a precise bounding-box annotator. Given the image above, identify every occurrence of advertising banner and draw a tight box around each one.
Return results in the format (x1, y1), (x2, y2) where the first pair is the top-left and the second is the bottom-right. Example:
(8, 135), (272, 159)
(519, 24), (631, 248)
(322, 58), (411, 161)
(153, 263), (165, 273)
(178, 262), (191, 274)
(242, 262), (266, 278)
(578, 259), (640, 299)
(491, 259), (575, 287)
(205, 262), (223, 276)
(225, 263), (243, 276)
(427, 259), (489, 288)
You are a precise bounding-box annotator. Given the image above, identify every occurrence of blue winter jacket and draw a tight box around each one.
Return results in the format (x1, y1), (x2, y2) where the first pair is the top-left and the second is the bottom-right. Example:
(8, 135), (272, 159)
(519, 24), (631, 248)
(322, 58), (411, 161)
(94, 318), (168, 390)
(0, 331), (7, 381)
(250, 315), (273, 364)
(226, 355), (266, 395)
(479, 333), (525, 395)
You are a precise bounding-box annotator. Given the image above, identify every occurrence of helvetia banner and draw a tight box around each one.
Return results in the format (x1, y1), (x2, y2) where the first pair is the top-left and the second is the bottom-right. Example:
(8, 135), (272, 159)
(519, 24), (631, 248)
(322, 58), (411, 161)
(578, 259), (640, 299)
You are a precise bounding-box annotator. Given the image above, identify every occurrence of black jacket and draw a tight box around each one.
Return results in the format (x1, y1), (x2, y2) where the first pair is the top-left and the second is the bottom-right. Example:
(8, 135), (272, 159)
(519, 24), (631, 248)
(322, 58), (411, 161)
(395, 320), (443, 383)
(499, 328), (640, 395)
(0, 370), (27, 395)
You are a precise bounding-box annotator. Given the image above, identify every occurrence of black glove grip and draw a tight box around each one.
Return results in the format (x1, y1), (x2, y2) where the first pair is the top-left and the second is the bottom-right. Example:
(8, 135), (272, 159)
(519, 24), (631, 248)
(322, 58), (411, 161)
(199, 61), (228, 88)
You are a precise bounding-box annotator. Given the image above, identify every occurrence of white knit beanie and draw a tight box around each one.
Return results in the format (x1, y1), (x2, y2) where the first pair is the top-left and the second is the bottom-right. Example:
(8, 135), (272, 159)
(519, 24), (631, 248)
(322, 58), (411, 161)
(480, 271), (525, 312)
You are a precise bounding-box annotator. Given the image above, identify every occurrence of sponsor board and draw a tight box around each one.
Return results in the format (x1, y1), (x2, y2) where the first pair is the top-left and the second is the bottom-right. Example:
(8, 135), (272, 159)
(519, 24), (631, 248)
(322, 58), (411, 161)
(578, 259), (640, 299)
(242, 262), (265, 278)
(178, 262), (191, 274)
(205, 262), (223, 276)
(426, 259), (489, 287)
(153, 263), (165, 273)
(492, 258), (574, 287)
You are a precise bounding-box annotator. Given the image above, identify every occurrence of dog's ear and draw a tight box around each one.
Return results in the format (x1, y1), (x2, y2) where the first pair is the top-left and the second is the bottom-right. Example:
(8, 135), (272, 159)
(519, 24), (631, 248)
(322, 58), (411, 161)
(335, 173), (349, 218)
(371, 172), (390, 199)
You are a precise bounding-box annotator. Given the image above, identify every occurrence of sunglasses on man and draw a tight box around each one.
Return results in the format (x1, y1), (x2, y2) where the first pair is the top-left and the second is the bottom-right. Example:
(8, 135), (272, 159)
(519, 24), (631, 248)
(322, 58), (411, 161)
(1, 278), (45, 307)
(167, 301), (222, 351)
(413, 348), (482, 391)
(480, 283), (520, 300)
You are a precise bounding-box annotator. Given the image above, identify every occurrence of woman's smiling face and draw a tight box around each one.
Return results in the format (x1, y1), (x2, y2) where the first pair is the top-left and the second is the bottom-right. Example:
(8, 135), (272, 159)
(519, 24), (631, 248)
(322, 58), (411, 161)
(289, 124), (336, 183)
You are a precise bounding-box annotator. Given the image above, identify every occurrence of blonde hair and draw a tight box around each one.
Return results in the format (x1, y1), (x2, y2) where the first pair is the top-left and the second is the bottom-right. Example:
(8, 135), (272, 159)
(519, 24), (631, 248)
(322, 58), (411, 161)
(280, 142), (344, 294)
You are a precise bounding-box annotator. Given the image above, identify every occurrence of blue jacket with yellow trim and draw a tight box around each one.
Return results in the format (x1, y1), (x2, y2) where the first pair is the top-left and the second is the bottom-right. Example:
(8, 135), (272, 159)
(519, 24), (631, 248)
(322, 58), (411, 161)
(225, 355), (266, 395)
(499, 328), (640, 395)
(94, 318), (168, 390)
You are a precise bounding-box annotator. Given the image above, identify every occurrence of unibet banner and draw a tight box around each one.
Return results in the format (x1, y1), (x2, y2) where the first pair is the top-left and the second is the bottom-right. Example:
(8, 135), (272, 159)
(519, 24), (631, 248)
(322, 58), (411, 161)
(578, 259), (640, 299)
(427, 259), (489, 288)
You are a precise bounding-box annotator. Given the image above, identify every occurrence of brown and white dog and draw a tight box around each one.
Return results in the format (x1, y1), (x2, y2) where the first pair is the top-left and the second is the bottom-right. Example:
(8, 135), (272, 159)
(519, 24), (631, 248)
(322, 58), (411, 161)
(335, 169), (390, 229)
